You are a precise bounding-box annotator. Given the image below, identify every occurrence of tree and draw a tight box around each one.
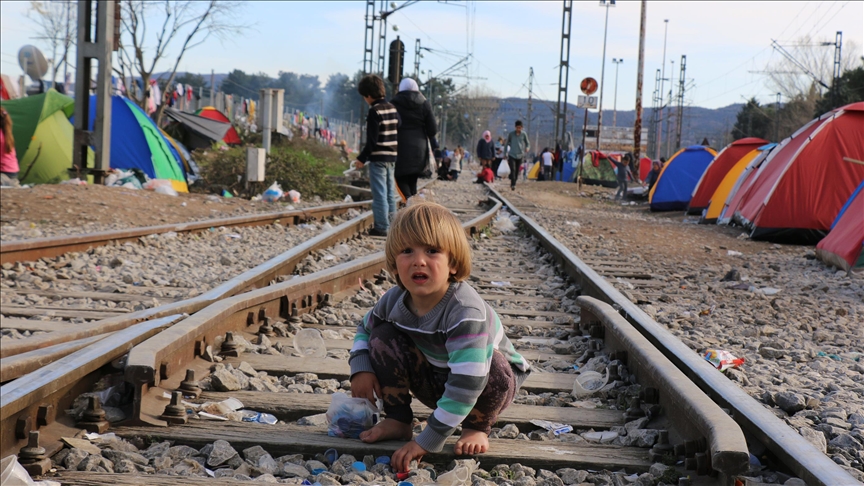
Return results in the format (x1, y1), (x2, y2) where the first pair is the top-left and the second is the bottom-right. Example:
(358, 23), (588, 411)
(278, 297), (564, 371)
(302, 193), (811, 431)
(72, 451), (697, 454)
(814, 65), (864, 115)
(322, 72), (359, 121)
(730, 98), (773, 141)
(27, 0), (76, 86)
(174, 72), (208, 90)
(115, 0), (243, 125)
(220, 69), (271, 99)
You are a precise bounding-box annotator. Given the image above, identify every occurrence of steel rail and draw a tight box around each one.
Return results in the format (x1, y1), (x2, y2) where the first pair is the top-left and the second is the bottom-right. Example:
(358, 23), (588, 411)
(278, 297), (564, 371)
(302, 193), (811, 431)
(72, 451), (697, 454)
(0, 211), (374, 360)
(0, 201), (371, 265)
(0, 197), (500, 459)
(486, 185), (858, 486)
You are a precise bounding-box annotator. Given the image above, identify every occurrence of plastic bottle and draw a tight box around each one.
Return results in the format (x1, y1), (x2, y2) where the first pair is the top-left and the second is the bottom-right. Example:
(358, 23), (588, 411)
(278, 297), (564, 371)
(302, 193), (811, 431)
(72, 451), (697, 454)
(294, 329), (327, 358)
(241, 411), (278, 425)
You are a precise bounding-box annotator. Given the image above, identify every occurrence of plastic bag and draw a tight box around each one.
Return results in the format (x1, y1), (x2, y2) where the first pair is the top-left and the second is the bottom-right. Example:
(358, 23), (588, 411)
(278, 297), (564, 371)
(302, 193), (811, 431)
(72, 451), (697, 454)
(262, 182), (283, 203)
(703, 349), (744, 372)
(326, 392), (380, 438)
(287, 189), (301, 203)
(497, 160), (511, 177)
(154, 185), (178, 196)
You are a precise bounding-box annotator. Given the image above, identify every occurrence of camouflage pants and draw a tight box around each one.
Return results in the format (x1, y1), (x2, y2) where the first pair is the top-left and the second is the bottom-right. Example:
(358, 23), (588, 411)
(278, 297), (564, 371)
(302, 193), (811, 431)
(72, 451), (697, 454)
(368, 322), (517, 434)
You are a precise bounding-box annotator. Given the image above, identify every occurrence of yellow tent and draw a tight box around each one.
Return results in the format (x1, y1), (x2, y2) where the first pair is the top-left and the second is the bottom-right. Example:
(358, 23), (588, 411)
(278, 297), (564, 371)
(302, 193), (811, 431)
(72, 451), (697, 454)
(701, 148), (762, 223)
(528, 161), (541, 179)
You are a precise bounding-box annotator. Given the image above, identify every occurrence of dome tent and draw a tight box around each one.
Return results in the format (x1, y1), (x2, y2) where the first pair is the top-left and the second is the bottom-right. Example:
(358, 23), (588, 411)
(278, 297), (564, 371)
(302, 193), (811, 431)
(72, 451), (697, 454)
(648, 145), (717, 211)
(733, 102), (864, 243)
(704, 143), (776, 224)
(1, 89), (93, 184)
(816, 179), (864, 274)
(688, 137), (767, 215)
(195, 106), (242, 145)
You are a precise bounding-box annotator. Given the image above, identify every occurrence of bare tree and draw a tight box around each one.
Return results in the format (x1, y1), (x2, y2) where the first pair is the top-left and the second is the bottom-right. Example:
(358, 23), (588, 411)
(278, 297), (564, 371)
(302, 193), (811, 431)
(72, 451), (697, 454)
(115, 0), (243, 125)
(27, 0), (76, 86)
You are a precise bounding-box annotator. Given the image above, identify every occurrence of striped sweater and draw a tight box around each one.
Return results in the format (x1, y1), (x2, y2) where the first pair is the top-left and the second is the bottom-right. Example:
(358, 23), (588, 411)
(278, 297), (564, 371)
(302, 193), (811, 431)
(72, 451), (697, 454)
(349, 282), (530, 452)
(357, 98), (399, 164)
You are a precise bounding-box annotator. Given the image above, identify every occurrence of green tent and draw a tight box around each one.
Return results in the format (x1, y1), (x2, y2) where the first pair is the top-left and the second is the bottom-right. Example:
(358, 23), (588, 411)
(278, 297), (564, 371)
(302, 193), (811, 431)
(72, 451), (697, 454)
(1, 89), (91, 184)
(576, 150), (619, 188)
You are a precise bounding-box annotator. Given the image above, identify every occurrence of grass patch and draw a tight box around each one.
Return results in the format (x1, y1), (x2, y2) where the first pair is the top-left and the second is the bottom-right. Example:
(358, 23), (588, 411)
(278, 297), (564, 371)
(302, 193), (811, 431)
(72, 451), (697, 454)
(191, 132), (349, 200)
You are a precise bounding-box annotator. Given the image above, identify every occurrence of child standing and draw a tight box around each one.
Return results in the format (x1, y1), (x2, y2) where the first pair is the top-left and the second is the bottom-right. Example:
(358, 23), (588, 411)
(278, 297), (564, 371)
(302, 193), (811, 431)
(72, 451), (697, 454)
(349, 202), (531, 473)
(0, 108), (19, 186)
(354, 75), (400, 237)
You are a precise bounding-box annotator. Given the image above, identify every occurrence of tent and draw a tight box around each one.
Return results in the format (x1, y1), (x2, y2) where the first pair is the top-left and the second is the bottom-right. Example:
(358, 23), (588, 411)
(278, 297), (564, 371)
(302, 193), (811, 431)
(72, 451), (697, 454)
(816, 180), (864, 273)
(164, 107), (232, 150)
(86, 95), (188, 192)
(717, 144), (777, 225)
(1, 74), (19, 100)
(638, 156), (652, 182)
(576, 151), (622, 188)
(687, 137), (767, 215)
(704, 144), (775, 224)
(733, 102), (864, 243)
(0, 89), (92, 184)
(648, 145), (717, 211)
(195, 106), (242, 145)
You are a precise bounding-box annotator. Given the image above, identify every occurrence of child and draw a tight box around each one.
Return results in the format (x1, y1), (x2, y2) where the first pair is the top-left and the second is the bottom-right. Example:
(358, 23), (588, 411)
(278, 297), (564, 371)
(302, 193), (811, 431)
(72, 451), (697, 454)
(474, 159), (494, 184)
(353, 74), (399, 237)
(0, 108), (19, 187)
(349, 202), (531, 473)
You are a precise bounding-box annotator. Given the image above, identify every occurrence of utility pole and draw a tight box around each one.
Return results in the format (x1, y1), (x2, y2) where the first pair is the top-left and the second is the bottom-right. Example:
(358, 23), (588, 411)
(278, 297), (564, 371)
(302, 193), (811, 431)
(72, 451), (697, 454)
(554, 0), (573, 150)
(596, 0), (615, 150)
(648, 68), (660, 158)
(414, 38), (421, 79)
(210, 70), (215, 107)
(831, 31), (842, 108)
(665, 59), (674, 157)
(633, 0), (646, 163)
(774, 92), (781, 141)
(72, 0), (115, 185)
(526, 67), (534, 139)
(657, 19), (669, 159)
(611, 58), (622, 127)
(376, 0), (387, 77)
(674, 55), (686, 151)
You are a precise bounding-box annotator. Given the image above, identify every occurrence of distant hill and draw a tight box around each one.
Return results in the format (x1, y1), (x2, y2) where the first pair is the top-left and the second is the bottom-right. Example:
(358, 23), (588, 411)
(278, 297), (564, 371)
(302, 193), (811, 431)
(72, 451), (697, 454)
(495, 97), (743, 149)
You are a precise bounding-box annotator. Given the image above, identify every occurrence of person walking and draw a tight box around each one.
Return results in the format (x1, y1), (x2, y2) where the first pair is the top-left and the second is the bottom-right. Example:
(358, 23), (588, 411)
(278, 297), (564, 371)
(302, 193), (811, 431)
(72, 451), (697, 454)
(354, 74), (400, 236)
(391, 78), (438, 200)
(0, 108), (19, 187)
(492, 136), (505, 179)
(476, 130), (494, 172)
(541, 148), (553, 182)
(612, 153), (633, 201)
(505, 121), (530, 190)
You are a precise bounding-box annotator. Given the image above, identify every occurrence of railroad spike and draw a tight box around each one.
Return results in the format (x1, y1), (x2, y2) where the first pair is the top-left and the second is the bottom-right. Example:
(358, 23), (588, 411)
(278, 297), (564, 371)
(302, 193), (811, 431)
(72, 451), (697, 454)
(289, 307), (301, 325)
(259, 316), (275, 336)
(19, 431), (51, 477)
(78, 396), (110, 433)
(37, 404), (55, 426)
(178, 369), (202, 398)
(624, 396), (646, 421)
(160, 391), (188, 425)
(220, 331), (240, 357)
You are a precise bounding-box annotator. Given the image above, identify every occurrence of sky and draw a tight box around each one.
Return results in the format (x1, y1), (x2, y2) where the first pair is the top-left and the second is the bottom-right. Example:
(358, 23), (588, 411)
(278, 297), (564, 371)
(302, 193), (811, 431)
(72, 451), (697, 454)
(2, 1), (862, 111)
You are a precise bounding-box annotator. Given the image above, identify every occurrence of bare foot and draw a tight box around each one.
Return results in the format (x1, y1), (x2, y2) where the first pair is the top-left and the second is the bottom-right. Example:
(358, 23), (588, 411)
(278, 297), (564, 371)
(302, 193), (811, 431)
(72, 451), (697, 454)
(454, 428), (489, 455)
(359, 418), (413, 443)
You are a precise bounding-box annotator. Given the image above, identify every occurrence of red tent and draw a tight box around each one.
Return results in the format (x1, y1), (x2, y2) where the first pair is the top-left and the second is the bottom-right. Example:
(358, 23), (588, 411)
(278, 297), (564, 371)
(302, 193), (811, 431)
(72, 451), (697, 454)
(734, 102), (864, 243)
(638, 157), (652, 182)
(195, 106), (242, 145)
(816, 181), (864, 273)
(687, 137), (767, 215)
(717, 144), (776, 225)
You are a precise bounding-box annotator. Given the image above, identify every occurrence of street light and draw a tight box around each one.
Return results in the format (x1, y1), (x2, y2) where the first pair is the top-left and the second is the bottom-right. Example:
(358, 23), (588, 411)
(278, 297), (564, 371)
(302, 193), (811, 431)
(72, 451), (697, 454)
(596, 0), (616, 150)
(612, 58), (623, 127)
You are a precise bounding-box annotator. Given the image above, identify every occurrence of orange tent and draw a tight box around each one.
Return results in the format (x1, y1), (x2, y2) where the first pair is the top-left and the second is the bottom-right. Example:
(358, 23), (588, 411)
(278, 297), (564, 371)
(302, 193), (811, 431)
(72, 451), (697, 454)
(687, 137), (767, 215)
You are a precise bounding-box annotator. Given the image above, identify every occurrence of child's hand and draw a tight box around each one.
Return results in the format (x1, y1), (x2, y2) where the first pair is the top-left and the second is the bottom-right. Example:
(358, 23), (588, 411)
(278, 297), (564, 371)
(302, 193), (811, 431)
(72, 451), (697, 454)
(353, 160), (364, 169)
(350, 372), (380, 404)
(392, 440), (427, 473)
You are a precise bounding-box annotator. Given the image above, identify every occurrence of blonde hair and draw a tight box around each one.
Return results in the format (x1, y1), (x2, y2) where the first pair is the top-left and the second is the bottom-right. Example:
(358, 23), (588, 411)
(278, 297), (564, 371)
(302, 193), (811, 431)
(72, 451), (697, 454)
(385, 201), (472, 289)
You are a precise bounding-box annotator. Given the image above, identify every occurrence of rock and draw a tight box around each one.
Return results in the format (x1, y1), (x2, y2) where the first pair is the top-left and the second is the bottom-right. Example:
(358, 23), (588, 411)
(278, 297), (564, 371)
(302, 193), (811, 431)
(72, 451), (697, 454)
(829, 433), (862, 450)
(800, 427), (828, 454)
(211, 368), (242, 391)
(113, 459), (138, 474)
(759, 347), (786, 359)
(774, 392), (807, 414)
(63, 448), (90, 470)
(220, 256), (233, 266)
(100, 449), (149, 466)
(238, 361), (258, 377)
(722, 269), (741, 281)
(280, 462), (311, 478)
(624, 417), (649, 433)
(173, 458), (206, 476)
(627, 429), (659, 447)
(207, 439), (239, 467)
(77, 454), (113, 472)
(556, 468), (588, 485)
(649, 463), (670, 478)
(167, 445), (198, 463)
(142, 441), (171, 460)
(499, 423), (520, 439)
(297, 413), (328, 426)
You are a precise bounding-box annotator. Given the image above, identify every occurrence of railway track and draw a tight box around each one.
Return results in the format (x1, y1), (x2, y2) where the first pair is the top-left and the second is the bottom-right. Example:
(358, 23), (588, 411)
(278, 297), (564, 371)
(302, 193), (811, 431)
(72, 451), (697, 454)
(0, 181), (857, 485)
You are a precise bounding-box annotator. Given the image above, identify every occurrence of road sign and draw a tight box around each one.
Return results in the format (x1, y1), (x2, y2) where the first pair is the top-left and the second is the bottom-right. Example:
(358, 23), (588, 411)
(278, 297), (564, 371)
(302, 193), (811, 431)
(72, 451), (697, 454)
(577, 95), (597, 109)
(580, 77), (598, 95)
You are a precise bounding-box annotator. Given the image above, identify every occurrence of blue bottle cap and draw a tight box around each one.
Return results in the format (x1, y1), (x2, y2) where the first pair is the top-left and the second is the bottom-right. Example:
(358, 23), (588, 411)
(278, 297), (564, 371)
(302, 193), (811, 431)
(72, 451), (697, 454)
(324, 448), (338, 464)
(311, 468), (326, 475)
(397, 482), (414, 486)
(375, 456), (391, 464)
(352, 461), (366, 471)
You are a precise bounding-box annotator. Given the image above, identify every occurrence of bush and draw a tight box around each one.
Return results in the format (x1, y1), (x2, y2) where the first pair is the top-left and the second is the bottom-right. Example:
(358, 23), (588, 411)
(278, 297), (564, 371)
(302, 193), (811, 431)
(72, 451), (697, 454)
(191, 135), (346, 200)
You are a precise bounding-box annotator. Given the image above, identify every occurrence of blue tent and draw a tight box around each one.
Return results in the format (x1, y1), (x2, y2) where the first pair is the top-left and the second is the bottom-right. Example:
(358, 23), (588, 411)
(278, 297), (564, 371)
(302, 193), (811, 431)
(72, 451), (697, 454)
(649, 145), (717, 211)
(83, 95), (189, 191)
